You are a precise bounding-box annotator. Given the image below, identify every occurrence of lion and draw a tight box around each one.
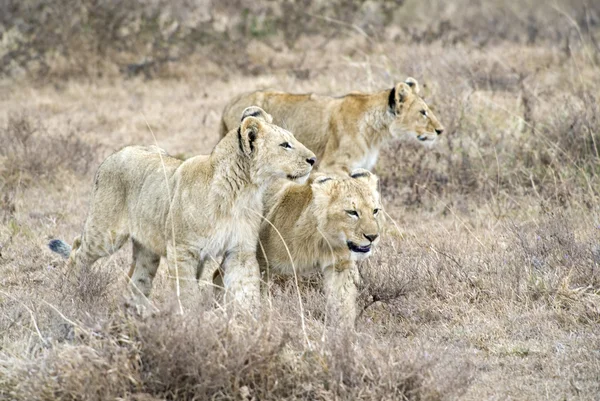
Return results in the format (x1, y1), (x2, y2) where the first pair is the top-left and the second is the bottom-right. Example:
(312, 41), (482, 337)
(220, 77), (444, 173)
(48, 106), (316, 310)
(201, 169), (383, 326)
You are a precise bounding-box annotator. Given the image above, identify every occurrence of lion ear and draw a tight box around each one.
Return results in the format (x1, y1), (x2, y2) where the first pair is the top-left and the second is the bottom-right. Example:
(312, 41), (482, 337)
(311, 174), (336, 205)
(390, 82), (412, 111)
(312, 173), (335, 185)
(404, 77), (420, 95)
(350, 168), (379, 190)
(241, 106), (273, 124)
(349, 168), (371, 179)
(238, 116), (263, 156)
(311, 173), (336, 192)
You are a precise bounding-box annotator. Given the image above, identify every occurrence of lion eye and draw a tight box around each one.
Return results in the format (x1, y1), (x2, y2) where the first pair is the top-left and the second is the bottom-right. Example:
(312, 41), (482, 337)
(420, 110), (427, 117)
(280, 142), (293, 149)
(373, 208), (380, 216)
(346, 210), (359, 218)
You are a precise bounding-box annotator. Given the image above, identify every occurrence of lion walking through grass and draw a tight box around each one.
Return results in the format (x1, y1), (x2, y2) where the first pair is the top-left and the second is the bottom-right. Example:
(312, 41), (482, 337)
(49, 107), (316, 311)
(220, 78), (444, 173)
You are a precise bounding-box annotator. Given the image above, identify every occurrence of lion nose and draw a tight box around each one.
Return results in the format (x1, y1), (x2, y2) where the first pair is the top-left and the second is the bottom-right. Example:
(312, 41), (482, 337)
(364, 233), (379, 243)
(306, 157), (316, 166)
(435, 128), (444, 135)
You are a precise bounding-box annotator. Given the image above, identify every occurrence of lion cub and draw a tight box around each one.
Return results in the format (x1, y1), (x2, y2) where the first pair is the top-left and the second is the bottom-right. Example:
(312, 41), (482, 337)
(220, 78), (444, 174)
(203, 169), (382, 326)
(49, 107), (316, 310)
(259, 169), (383, 325)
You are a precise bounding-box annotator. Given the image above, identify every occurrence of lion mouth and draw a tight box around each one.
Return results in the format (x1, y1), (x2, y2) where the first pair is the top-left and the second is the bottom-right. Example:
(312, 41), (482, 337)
(287, 171), (310, 180)
(347, 241), (371, 253)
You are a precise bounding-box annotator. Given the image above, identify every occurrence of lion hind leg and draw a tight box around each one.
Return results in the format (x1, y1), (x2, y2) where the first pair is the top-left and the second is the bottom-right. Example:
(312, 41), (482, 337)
(69, 224), (129, 275)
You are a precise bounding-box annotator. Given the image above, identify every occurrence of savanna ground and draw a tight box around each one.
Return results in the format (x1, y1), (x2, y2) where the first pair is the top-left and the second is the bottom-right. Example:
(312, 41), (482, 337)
(1, 1), (600, 400)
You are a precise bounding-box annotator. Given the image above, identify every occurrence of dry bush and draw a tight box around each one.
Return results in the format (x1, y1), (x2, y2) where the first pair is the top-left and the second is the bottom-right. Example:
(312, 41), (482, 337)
(358, 243), (416, 319)
(378, 49), (600, 210)
(397, 0), (600, 48)
(0, 114), (98, 186)
(510, 211), (600, 300)
(0, 0), (183, 79)
(534, 91), (600, 173)
(0, 237), (473, 400)
(0, 114), (98, 220)
(2, 0), (598, 79)
(0, 281), (472, 401)
(349, 208), (600, 343)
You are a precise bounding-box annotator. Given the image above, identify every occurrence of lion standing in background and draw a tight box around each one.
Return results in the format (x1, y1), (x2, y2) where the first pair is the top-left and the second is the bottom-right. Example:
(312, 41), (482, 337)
(220, 78), (444, 174)
(49, 107), (316, 311)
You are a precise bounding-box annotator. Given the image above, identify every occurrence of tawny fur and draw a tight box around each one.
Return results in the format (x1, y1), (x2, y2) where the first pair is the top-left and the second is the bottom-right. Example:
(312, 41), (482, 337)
(220, 78), (444, 173)
(48, 107), (316, 311)
(202, 170), (383, 326)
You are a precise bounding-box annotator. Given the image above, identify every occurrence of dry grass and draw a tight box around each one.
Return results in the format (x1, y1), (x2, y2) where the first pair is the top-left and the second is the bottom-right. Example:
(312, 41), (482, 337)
(0, 114), (99, 224)
(1, 1), (600, 400)
(0, 114), (99, 185)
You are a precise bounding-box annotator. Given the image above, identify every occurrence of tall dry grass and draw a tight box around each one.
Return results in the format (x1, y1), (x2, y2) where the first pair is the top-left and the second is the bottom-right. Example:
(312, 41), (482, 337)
(0, 254), (473, 400)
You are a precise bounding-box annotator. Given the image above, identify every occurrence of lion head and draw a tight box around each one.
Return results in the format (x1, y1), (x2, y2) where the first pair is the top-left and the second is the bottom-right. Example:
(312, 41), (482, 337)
(388, 77), (444, 145)
(311, 169), (383, 261)
(238, 106), (316, 184)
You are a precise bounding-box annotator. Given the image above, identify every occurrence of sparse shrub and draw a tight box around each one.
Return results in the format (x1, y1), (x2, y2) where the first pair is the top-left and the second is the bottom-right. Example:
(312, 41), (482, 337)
(538, 91), (599, 174)
(0, 305), (473, 400)
(2, 0), (598, 79)
(511, 211), (600, 291)
(358, 243), (416, 319)
(0, 240), (474, 401)
(0, 114), (99, 187)
(0, 113), (99, 220)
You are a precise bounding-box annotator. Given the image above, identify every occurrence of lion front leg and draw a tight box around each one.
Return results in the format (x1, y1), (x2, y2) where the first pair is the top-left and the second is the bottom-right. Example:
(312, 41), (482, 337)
(166, 244), (201, 309)
(197, 257), (224, 302)
(221, 245), (260, 314)
(323, 260), (358, 329)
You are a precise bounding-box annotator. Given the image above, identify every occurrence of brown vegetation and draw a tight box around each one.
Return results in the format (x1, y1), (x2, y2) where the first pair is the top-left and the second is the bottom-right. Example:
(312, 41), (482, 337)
(1, 1), (599, 399)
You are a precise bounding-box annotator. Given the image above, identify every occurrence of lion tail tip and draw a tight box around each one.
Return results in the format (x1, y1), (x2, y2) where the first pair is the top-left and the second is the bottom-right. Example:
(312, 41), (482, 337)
(48, 239), (71, 259)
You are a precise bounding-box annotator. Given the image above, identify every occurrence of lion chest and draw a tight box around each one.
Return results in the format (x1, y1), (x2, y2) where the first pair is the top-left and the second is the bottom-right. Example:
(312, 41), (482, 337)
(199, 189), (263, 257)
(354, 147), (380, 171)
(266, 240), (338, 277)
(202, 218), (259, 258)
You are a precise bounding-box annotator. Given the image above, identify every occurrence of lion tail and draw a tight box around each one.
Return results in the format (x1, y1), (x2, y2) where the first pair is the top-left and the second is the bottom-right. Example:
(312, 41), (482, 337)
(48, 239), (72, 259)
